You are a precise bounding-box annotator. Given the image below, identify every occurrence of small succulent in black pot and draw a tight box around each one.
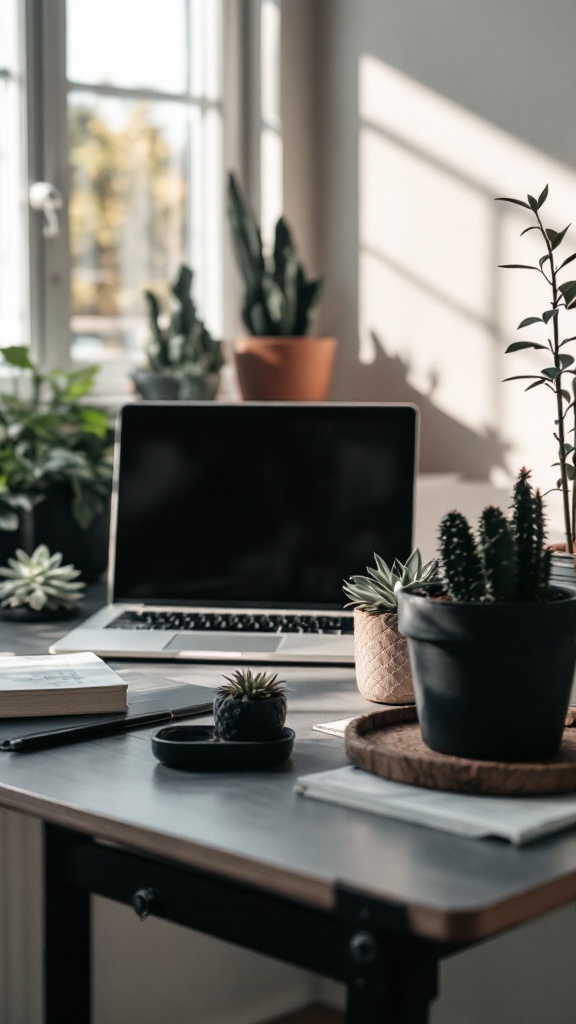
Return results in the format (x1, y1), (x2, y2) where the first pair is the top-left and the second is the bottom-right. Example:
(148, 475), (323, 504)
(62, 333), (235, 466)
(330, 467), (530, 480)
(213, 669), (287, 742)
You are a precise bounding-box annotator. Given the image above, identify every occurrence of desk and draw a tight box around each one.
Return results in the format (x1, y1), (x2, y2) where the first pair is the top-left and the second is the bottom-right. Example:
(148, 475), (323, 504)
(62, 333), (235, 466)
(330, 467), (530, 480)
(1, 603), (576, 1023)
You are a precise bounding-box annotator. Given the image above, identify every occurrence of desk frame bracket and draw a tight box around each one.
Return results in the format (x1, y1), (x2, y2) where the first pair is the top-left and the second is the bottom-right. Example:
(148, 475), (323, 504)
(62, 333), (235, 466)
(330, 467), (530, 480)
(43, 825), (458, 1024)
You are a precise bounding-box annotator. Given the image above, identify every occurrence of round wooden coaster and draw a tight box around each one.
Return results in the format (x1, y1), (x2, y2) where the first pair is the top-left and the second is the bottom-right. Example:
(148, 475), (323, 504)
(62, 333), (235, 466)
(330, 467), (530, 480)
(344, 706), (576, 795)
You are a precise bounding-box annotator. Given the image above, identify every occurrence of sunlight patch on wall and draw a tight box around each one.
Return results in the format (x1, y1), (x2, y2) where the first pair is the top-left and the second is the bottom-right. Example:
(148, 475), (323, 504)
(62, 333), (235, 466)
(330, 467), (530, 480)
(358, 53), (576, 537)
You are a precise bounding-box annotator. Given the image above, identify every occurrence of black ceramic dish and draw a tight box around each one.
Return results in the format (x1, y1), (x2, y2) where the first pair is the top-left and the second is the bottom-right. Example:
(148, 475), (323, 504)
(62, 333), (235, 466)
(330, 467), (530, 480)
(151, 725), (295, 770)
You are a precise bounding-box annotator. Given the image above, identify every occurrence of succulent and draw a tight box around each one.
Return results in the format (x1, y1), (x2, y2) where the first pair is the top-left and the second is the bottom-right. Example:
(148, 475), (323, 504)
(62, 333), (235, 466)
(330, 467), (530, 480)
(439, 468), (551, 602)
(217, 669), (286, 702)
(0, 545), (85, 612)
(214, 668), (287, 741)
(227, 172), (323, 336)
(142, 264), (224, 397)
(343, 549), (441, 615)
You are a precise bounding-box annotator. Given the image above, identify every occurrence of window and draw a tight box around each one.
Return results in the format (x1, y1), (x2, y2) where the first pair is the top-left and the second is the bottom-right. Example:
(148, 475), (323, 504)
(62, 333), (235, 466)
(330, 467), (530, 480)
(3, 0), (233, 394)
(0, 0), (28, 351)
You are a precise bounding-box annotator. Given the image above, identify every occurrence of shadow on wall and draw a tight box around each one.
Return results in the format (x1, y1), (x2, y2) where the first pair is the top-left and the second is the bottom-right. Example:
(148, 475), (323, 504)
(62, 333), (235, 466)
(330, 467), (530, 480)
(331, 330), (509, 480)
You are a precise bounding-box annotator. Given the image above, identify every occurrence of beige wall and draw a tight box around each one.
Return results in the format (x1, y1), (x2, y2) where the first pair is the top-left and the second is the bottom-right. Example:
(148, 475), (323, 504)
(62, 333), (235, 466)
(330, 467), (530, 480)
(281, 0), (576, 541)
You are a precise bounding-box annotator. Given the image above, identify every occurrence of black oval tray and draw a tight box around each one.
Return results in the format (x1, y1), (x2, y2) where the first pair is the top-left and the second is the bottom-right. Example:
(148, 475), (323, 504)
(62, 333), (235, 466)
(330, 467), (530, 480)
(151, 725), (295, 770)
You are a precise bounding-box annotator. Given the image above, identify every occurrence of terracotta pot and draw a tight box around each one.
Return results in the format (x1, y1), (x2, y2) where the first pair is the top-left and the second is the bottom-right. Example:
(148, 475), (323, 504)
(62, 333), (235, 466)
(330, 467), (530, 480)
(353, 608), (414, 704)
(233, 336), (337, 401)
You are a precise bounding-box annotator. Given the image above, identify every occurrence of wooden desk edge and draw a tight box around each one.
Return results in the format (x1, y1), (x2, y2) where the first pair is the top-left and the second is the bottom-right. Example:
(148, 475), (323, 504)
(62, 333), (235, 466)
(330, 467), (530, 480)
(2, 784), (576, 945)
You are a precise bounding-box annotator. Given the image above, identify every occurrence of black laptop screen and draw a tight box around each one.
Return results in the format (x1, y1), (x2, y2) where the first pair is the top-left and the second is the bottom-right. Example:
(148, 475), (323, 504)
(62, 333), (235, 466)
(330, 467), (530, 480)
(111, 403), (418, 609)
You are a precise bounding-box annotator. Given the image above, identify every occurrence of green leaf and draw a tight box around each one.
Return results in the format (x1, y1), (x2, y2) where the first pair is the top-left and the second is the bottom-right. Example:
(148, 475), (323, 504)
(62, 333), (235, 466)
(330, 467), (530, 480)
(563, 443), (575, 455)
(505, 341), (547, 353)
(537, 184), (549, 208)
(542, 308), (560, 323)
(567, 464), (576, 481)
(517, 317), (543, 329)
(539, 254), (551, 270)
(503, 375), (543, 381)
(559, 280), (576, 309)
(498, 264), (539, 271)
(525, 378), (549, 390)
(495, 196), (531, 208)
(560, 354), (575, 368)
(1, 346), (33, 370)
(558, 252), (576, 271)
(546, 225), (570, 251)
(520, 226), (540, 236)
(527, 194), (539, 212)
(542, 366), (562, 379)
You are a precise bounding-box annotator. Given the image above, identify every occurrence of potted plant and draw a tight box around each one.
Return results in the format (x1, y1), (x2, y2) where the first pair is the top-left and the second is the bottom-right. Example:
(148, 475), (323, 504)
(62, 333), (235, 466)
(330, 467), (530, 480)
(132, 264), (224, 400)
(0, 544), (85, 622)
(342, 549), (440, 704)
(227, 172), (335, 401)
(0, 347), (112, 581)
(496, 186), (576, 569)
(213, 669), (287, 741)
(397, 469), (576, 762)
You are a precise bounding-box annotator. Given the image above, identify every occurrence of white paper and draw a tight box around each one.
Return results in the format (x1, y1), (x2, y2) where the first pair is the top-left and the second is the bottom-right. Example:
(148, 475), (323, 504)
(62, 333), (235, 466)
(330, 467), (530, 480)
(312, 718), (354, 738)
(0, 652), (125, 691)
(295, 766), (576, 845)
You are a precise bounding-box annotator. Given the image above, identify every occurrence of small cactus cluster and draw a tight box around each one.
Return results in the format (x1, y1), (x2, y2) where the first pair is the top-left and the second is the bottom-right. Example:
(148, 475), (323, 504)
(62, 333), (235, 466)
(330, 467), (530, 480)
(217, 669), (286, 702)
(439, 468), (551, 602)
(343, 549), (441, 614)
(144, 264), (223, 395)
(227, 173), (323, 336)
(0, 545), (85, 612)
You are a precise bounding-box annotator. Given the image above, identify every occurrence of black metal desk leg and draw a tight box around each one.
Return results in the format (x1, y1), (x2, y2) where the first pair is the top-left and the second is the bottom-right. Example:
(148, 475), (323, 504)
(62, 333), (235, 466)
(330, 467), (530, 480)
(345, 930), (439, 1024)
(43, 824), (91, 1024)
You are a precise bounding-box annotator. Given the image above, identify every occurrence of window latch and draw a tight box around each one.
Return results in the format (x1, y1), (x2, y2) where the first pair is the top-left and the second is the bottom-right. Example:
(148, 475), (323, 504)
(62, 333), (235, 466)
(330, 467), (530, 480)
(29, 181), (63, 239)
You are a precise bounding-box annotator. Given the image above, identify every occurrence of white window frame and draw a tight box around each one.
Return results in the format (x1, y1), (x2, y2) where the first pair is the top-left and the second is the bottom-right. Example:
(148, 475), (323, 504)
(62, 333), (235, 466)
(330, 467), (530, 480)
(24, 0), (245, 396)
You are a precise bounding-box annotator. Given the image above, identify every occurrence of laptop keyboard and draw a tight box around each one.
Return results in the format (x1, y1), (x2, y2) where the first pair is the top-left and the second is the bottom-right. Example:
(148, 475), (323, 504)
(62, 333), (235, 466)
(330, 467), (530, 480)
(108, 611), (354, 635)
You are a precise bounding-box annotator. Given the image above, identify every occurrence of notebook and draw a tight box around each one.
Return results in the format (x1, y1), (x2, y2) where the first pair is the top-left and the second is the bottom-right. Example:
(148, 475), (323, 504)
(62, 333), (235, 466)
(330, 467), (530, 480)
(51, 401), (418, 664)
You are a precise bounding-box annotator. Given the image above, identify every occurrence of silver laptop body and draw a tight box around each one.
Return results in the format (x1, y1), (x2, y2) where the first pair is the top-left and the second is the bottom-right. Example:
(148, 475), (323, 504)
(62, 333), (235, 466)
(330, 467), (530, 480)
(51, 401), (418, 664)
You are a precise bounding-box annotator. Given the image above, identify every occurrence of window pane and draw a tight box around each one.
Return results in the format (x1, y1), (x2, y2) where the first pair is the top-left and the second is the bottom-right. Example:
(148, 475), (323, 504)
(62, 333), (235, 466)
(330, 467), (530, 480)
(66, 0), (188, 94)
(69, 94), (190, 361)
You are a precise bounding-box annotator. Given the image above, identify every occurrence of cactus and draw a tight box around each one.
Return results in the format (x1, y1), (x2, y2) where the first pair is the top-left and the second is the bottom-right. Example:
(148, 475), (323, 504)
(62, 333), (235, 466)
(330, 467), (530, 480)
(343, 549), (440, 614)
(439, 469), (551, 602)
(227, 172), (323, 336)
(439, 512), (486, 602)
(478, 506), (516, 601)
(142, 265), (223, 396)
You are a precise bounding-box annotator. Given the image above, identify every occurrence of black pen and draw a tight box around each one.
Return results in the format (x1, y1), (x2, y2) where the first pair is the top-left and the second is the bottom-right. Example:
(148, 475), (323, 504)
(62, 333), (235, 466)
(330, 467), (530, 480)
(0, 704), (211, 753)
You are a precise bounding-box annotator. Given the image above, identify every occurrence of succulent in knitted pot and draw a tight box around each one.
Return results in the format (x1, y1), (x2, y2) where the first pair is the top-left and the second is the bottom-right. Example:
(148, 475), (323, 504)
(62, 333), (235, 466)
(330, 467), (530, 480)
(0, 544), (85, 621)
(343, 550), (440, 704)
(213, 669), (287, 741)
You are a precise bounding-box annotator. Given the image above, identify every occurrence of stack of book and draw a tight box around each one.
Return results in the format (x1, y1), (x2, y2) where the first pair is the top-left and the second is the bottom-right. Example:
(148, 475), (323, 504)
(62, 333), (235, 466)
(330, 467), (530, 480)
(0, 652), (128, 718)
(550, 551), (576, 591)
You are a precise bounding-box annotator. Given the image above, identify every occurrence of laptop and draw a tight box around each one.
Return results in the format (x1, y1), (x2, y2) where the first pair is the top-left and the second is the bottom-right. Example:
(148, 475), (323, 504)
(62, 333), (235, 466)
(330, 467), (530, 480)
(51, 401), (418, 664)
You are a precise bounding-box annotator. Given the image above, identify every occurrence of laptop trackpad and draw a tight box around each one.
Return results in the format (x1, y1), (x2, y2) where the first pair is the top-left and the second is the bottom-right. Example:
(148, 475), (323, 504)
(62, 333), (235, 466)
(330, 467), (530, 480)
(164, 634), (282, 653)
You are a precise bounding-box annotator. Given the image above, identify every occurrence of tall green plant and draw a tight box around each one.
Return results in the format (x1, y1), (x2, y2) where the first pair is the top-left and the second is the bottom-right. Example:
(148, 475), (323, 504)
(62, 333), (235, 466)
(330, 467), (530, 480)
(227, 172), (323, 336)
(143, 264), (223, 386)
(496, 185), (576, 552)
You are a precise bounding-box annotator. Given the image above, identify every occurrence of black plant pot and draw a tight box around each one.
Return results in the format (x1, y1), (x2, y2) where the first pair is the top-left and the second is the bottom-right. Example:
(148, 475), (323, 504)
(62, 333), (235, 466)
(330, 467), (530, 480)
(131, 369), (220, 401)
(0, 492), (110, 584)
(397, 585), (576, 762)
(213, 694), (287, 741)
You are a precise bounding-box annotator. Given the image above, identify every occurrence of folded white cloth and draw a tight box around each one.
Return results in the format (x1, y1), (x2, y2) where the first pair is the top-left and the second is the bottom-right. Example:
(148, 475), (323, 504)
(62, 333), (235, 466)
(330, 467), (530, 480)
(295, 765), (576, 844)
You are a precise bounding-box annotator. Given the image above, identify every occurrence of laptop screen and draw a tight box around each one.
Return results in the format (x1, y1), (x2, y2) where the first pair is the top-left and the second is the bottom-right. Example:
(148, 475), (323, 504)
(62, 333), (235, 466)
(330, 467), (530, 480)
(111, 402), (418, 610)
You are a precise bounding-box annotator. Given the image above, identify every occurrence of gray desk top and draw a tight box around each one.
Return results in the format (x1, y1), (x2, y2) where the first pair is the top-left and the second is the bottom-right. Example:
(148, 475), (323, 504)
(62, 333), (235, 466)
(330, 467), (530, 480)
(1, 593), (576, 943)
